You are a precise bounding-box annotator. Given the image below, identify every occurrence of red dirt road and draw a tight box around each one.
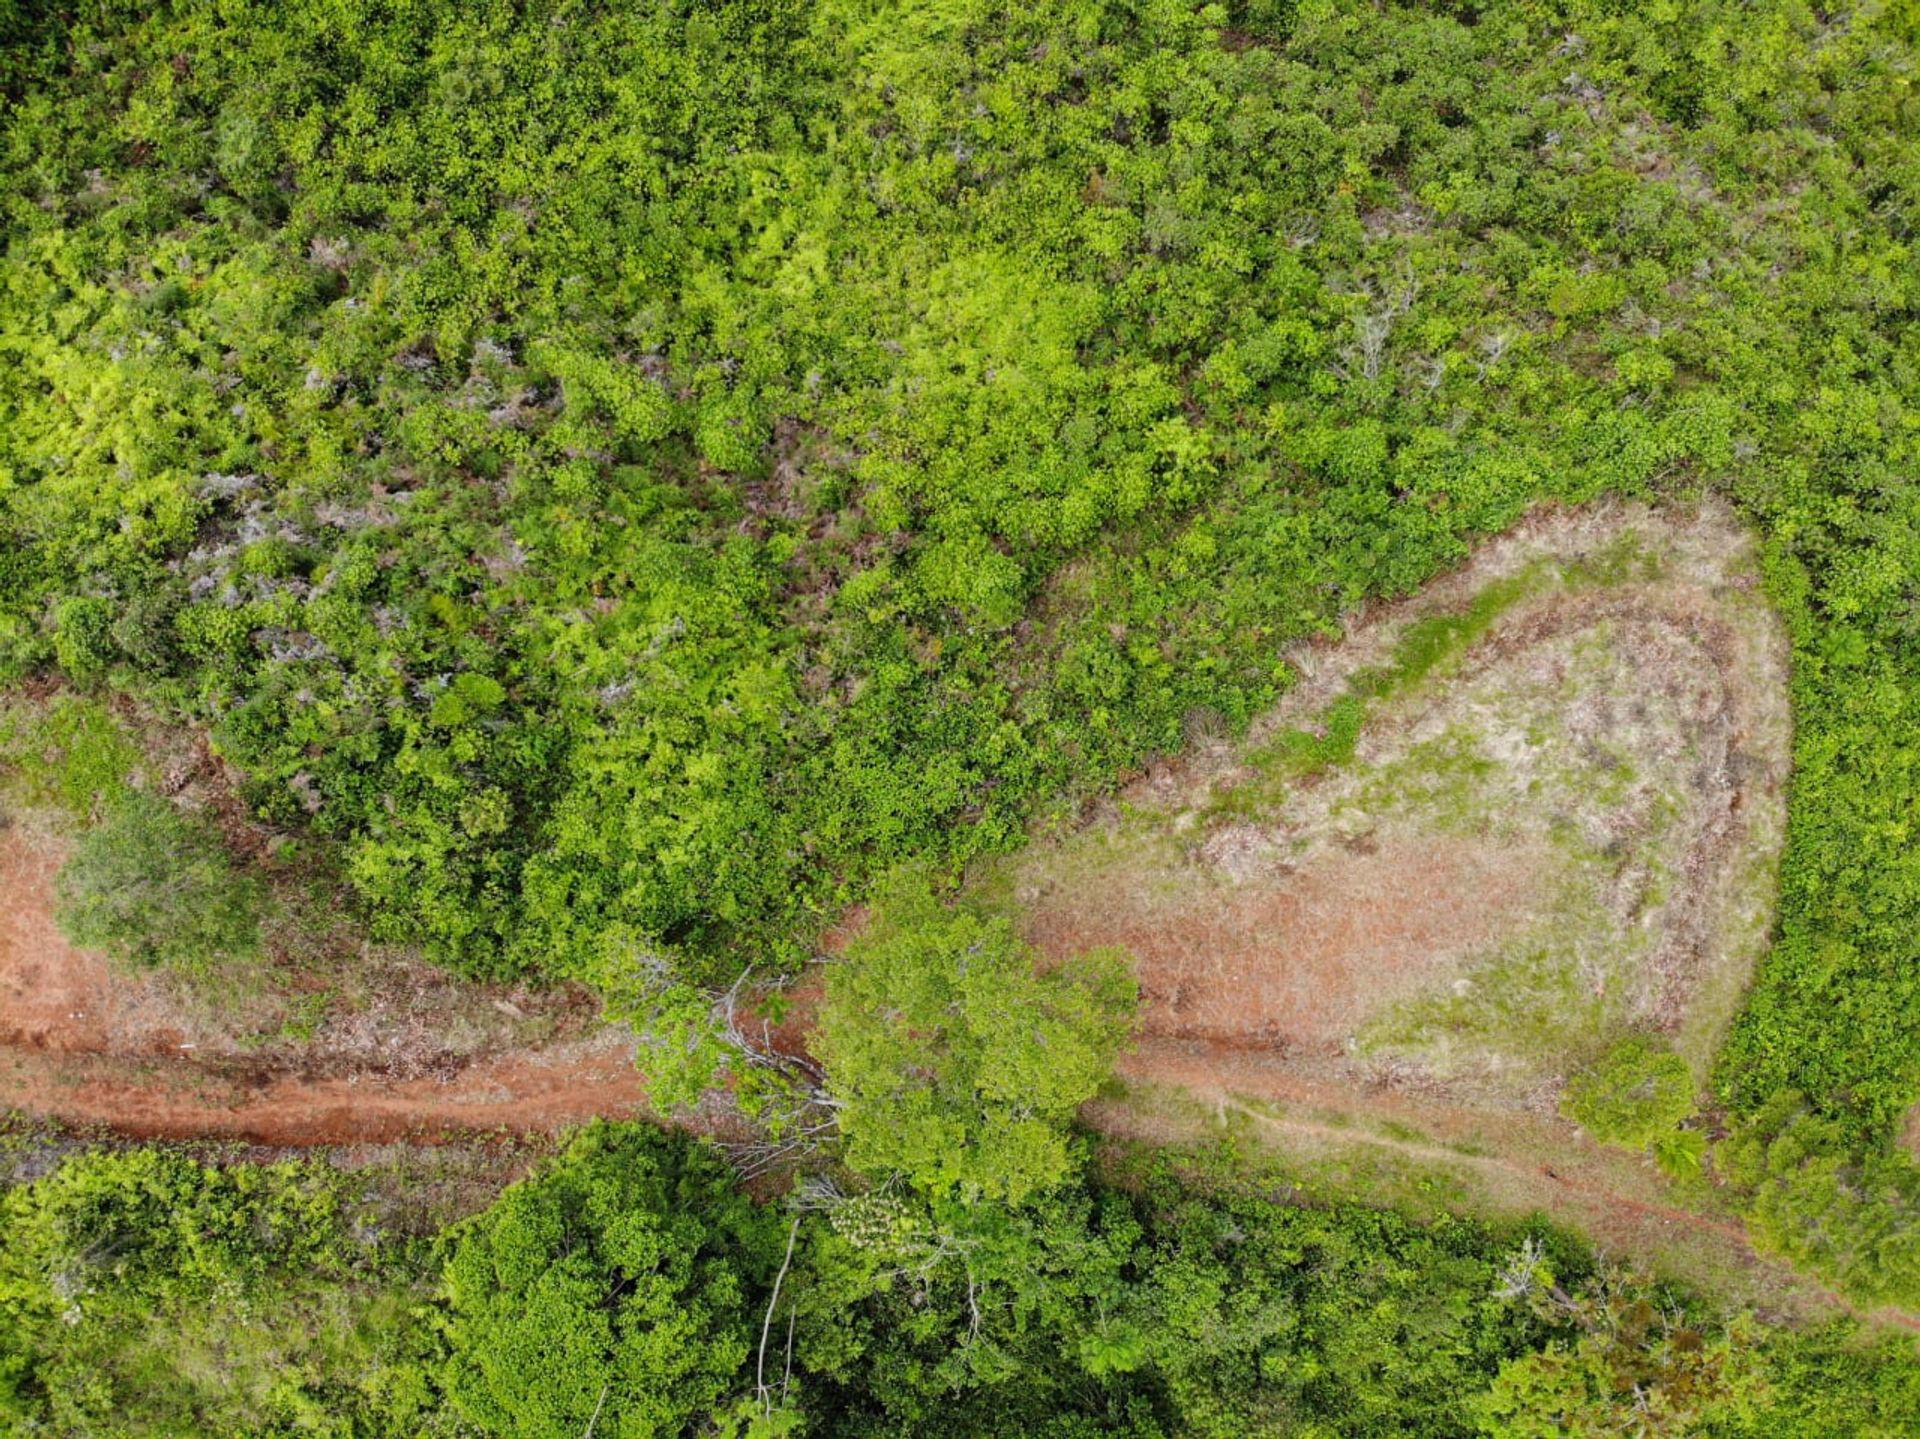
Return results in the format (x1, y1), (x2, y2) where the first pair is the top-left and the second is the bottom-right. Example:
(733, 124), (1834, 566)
(0, 827), (646, 1144)
(0, 1040), (648, 1145)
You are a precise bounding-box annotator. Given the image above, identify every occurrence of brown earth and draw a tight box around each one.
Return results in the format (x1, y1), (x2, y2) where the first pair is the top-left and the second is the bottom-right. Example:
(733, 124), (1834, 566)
(1011, 500), (1791, 1108)
(0, 1036), (648, 1145)
(1025, 834), (1535, 1051)
(0, 824), (645, 1143)
(0, 831), (114, 1053)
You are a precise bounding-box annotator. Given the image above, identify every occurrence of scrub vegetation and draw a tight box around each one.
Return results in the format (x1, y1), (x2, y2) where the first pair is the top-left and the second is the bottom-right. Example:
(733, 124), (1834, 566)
(5, 0), (1920, 1433)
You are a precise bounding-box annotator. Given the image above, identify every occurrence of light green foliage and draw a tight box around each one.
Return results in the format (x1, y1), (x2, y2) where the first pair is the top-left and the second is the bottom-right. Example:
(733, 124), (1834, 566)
(440, 1122), (783, 1439)
(0, 1146), (444, 1435)
(53, 790), (264, 971)
(1562, 1039), (1695, 1153)
(816, 871), (1135, 1204)
(4, 0), (1897, 1002)
(1716, 1095), (1920, 1309)
(3, 0), (1920, 1361)
(0, 694), (138, 817)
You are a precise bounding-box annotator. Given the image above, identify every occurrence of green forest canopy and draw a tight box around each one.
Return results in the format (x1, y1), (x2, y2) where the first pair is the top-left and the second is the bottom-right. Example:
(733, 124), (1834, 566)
(7, 0), (1920, 1431)
(5, 1123), (1920, 1437)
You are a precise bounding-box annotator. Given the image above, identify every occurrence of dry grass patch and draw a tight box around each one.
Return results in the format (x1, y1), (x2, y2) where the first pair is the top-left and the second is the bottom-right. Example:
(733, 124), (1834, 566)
(989, 500), (1790, 1114)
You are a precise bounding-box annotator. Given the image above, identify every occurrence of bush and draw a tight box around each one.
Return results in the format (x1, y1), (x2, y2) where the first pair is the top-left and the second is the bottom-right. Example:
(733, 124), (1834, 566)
(0, 1147), (441, 1435)
(53, 791), (264, 971)
(1561, 1039), (1694, 1152)
(440, 1122), (784, 1439)
(0, 695), (138, 817)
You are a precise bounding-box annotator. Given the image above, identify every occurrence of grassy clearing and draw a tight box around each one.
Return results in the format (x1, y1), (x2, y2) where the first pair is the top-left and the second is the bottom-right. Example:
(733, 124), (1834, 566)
(995, 502), (1791, 1107)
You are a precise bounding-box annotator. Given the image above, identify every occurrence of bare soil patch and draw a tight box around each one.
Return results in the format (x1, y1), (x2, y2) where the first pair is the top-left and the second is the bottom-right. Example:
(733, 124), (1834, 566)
(1024, 835), (1535, 1050)
(0, 1033), (647, 1145)
(1004, 500), (1790, 1109)
(0, 816), (638, 1143)
(0, 828), (113, 1053)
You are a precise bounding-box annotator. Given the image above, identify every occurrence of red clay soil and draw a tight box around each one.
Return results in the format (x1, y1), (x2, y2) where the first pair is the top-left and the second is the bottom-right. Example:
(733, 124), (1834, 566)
(0, 835), (115, 1053)
(0, 1040), (648, 1145)
(0, 827), (647, 1145)
(1023, 836), (1534, 1051)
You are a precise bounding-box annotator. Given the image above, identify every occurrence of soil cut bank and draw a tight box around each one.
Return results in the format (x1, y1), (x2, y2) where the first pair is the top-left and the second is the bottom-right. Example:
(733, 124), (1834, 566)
(0, 824), (646, 1143)
(1002, 500), (1791, 1110)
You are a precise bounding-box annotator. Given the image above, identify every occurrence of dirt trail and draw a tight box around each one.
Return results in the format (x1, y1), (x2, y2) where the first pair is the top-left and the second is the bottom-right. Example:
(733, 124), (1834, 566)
(0, 1036), (648, 1144)
(0, 823), (647, 1144)
(1089, 1076), (1920, 1334)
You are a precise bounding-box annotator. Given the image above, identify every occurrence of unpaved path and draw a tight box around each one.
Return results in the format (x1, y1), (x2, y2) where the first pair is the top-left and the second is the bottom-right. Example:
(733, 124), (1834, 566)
(0, 822), (646, 1144)
(1089, 1075), (1920, 1334)
(1, 502), (1900, 1331)
(0, 1036), (647, 1144)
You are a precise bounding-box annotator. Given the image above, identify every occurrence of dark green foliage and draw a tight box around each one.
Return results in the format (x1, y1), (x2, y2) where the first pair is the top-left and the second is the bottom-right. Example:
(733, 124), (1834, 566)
(440, 1122), (785, 1438)
(53, 789), (264, 971)
(6, 1130), (1920, 1437)
(1475, 1245), (1760, 1438)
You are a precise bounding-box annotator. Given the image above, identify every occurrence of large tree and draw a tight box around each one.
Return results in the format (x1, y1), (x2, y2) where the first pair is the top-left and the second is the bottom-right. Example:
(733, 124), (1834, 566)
(815, 871), (1135, 1205)
(441, 1123), (783, 1439)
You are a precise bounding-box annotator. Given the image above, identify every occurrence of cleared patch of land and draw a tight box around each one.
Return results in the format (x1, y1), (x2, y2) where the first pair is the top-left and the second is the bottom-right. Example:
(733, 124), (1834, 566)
(996, 500), (1790, 1111)
(0, 820), (646, 1143)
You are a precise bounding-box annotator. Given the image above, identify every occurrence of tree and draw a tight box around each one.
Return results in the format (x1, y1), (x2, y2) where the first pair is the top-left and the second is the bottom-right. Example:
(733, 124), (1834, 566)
(1561, 1039), (1694, 1152)
(440, 1122), (783, 1439)
(814, 870), (1135, 1205)
(1478, 1243), (1760, 1438)
(54, 791), (264, 971)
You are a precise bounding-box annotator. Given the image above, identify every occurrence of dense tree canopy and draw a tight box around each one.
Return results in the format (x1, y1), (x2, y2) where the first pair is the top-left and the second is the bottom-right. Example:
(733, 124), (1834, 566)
(441, 1123), (786, 1438)
(816, 872), (1135, 1203)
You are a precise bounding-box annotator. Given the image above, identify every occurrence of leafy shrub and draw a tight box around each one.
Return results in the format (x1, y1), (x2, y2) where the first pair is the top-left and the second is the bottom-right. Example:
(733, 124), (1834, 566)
(440, 1122), (783, 1439)
(0, 1147), (441, 1434)
(1561, 1039), (1695, 1152)
(54, 791), (264, 971)
(1717, 1095), (1920, 1309)
(0, 695), (137, 817)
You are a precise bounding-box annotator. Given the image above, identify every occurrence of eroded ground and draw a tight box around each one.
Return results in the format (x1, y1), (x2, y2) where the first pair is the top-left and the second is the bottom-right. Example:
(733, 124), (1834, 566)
(0, 820), (647, 1143)
(1002, 500), (1791, 1109)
